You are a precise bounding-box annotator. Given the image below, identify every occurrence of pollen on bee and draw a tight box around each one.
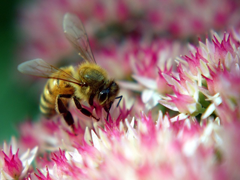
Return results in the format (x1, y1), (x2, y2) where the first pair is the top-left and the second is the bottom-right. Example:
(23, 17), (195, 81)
(53, 80), (58, 86)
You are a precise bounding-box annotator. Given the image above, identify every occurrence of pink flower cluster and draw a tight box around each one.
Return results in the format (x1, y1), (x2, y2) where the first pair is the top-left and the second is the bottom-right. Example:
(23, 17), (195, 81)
(17, 0), (240, 63)
(0, 137), (38, 179)
(2, 111), (240, 179)
(5, 0), (240, 179)
(2, 26), (240, 179)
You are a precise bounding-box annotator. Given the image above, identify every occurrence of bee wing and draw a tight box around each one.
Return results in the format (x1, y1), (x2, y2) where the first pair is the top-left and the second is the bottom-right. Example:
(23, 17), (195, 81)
(18, 58), (82, 85)
(63, 13), (96, 64)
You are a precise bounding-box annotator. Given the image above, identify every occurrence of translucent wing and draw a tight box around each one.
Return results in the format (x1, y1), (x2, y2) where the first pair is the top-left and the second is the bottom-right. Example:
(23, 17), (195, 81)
(18, 58), (82, 86)
(63, 13), (96, 64)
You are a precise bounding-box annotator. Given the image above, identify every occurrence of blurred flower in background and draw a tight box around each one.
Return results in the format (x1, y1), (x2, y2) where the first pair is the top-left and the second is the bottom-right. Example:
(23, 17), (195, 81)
(17, 0), (240, 63)
(1, 0), (240, 179)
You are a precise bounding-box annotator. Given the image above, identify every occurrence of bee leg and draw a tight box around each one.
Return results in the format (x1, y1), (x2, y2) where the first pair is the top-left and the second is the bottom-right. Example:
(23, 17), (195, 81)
(73, 96), (99, 121)
(105, 104), (112, 122)
(88, 94), (95, 106)
(57, 94), (76, 132)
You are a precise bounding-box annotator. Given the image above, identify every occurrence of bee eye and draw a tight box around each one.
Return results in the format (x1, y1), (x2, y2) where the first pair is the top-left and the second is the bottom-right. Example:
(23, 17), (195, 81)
(99, 90), (109, 104)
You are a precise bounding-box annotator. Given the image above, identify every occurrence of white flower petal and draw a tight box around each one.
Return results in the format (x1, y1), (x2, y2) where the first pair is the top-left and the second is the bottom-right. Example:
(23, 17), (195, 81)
(91, 130), (101, 152)
(171, 113), (189, 122)
(198, 85), (208, 94)
(93, 122), (100, 135)
(119, 121), (125, 133)
(156, 111), (171, 129)
(132, 75), (157, 89)
(142, 89), (161, 110)
(20, 161), (29, 178)
(142, 89), (154, 103)
(19, 146), (38, 178)
(10, 137), (18, 154)
(65, 151), (72, 161)
(117, 80), (143, 91)
(159, 99), (179, 111)
(68, 149), (83, 164)
(206, 93), (220, 101)
(201, 123), (214, 143)
(225, 52), (233, 69)
(20, 146), (38, 167)
(125, 118), (138, 139)
(1, 171), (12, 180)
(84, 127), (92, 145)
(99, 128), (111, 149)
(182, 138), (199, 156)
(200, 59), (210, 77)
(162, 73), (187, 93)
(201, 103), (216, 119)
(211, 30), (222, 42)
(213, 96), (222, 106)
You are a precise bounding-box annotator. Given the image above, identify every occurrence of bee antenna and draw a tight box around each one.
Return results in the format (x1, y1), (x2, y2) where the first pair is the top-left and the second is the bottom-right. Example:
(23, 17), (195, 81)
(115, 95), (122, 107)
(106, 95), (122, 122)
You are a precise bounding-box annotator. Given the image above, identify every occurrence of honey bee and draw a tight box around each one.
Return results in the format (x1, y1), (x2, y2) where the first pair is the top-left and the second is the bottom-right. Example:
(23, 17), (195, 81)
(18, 13), (122, 130)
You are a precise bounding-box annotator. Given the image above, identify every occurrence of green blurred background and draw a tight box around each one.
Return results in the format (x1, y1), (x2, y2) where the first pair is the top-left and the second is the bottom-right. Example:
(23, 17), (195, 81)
(0, 0), (39, 143)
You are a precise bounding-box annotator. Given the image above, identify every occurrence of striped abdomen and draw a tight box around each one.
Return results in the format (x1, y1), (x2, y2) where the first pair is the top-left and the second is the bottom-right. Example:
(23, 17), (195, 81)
(39, 69), (75, 118)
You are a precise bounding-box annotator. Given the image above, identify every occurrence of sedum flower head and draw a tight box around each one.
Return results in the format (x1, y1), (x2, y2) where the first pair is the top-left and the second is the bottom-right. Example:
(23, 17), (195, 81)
(17, 0), (240, 63)
(6, 26), (240, 179)
(0, 137), (38, 180)
(6, 1), (240, 178)
(2, 147), (23, 179)
(156, 29), (240, 122)
(31, 113), (219, 180)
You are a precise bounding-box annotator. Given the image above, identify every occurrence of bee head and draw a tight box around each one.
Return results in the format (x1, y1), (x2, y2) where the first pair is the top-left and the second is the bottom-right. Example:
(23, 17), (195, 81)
(98, 80), (119, 112)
